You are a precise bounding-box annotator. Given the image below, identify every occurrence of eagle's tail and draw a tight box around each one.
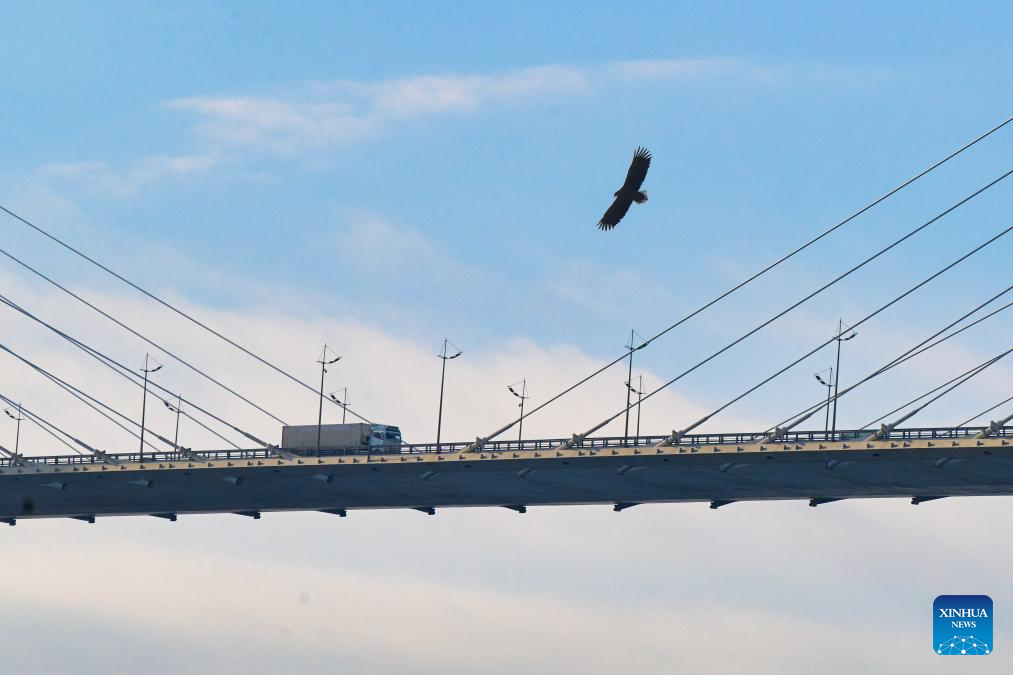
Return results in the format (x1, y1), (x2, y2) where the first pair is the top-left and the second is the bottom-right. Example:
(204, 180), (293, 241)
(634, 190), (648, 204)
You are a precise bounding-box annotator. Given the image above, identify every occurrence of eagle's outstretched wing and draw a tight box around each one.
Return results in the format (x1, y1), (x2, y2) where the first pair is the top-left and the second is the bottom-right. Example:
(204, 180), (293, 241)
(598, 196), (633, 231)
(597, 146), (652, 230)
(622, 146), (651, 191)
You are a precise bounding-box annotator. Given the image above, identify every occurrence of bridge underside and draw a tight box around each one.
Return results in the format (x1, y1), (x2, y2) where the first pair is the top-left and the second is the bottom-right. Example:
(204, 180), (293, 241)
(1, 436), (1010, 522)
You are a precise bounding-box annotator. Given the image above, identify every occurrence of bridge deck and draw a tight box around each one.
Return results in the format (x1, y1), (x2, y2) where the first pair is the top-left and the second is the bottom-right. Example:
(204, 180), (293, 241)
(1, 429), (1010, 522)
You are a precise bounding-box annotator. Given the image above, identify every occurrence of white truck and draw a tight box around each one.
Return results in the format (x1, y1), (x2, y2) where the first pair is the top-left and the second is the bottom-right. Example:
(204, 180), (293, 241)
(281, 423), (403, 452)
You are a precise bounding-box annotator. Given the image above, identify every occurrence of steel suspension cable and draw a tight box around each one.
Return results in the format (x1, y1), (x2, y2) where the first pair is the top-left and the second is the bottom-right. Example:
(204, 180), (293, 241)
(547, 174), (1012, 451)
(0, 443), (18, 461)
(0, 405), (82, 456)
(0, 246), (287, 424)
(860, 349), (1011, 432)
(649, 227), (1010, 445)
(0, 293), (254, 448)
(466, 115), (1013, 449)
(0, 208), (372, 424)
(14, 353), (160, 451)
(0, 342), (196, 453)
(762, 286), (1013, 437)
(0, 392), (93, 456)
(958, 395), (1013, 427)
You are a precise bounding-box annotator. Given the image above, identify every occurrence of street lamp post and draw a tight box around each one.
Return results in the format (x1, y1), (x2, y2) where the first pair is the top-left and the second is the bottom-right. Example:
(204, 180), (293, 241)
(328, 387), (349, 424)
(508, 379), (530, 444)
(436, 338), (462, 452)
(625, 375), (645, 443)
(3, 403), (24, 458)
(163, 395), (183, 456)
(316, 344), (342, 457)
(138, 354), (162, 461)
(173, 394), (182, 451)
(814, 368), (834, 434)
(623, 330), (647, 445)
(830, 320), (857, 435)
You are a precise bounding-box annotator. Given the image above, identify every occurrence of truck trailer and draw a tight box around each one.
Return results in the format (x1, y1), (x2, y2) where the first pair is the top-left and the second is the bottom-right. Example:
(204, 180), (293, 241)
(280, 423), (403, 452)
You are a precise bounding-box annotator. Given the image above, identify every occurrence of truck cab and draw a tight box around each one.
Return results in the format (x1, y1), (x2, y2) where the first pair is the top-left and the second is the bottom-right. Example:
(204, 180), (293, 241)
(368, 424), (402, 447)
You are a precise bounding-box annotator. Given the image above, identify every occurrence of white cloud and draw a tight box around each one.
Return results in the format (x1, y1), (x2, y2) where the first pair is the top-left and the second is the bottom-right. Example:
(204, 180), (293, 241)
(0, 484), (1008, 674)
(605, 56), (742, 81)
(166, 60), (591, 152)
(362, 63), (590, 118)
(166, 96), (381, 155)
(334, 210), (443, 265)
(37, 154), (217, 196)
(19, 57), (886, 188)
(0, 528), (934, 674)
(165, 63), (590, 154)
(165, 58), (858, 154)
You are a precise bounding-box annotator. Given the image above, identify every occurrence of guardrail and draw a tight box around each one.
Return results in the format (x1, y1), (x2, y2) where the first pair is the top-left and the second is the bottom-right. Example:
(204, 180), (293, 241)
(1, 426), (1006, 469)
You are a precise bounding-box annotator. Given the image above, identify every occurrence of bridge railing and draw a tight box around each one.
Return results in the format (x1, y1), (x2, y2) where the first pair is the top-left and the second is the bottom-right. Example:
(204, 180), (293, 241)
(1, 426), (1005, 468)
(398, 425), (1005, 454)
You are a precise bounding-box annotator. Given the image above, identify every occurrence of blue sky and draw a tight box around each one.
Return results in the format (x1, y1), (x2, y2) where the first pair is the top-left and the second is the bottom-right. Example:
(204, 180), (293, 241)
(3, 4), (1009, 440)
(7, 2), (1011, 442)
(0, 4), (1011, 672)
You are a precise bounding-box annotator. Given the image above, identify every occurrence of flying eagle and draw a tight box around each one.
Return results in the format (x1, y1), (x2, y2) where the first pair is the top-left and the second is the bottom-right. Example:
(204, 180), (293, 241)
(597, 146), (651, 231)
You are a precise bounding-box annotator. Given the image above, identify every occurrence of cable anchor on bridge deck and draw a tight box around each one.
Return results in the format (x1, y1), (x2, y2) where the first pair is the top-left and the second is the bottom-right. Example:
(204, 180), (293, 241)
(758, 426), (786, 445)
(552, 433), (586, 452)
(91, 449), (120, 465)
(0, 443), (30, 467)
(462, 436), (488, 454)
(974, 412), (1013, 439)
(653, 429), (685, 448)
(865, 422), (895, 442)
(267, 444), (298, 460)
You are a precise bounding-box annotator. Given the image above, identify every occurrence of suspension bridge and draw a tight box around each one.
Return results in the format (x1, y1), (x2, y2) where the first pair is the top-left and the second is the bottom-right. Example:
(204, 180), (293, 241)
(0, 117), (1010, 524)
(0, 426), (1010, 524)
